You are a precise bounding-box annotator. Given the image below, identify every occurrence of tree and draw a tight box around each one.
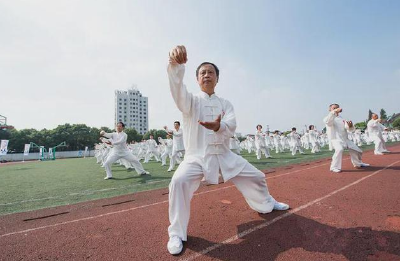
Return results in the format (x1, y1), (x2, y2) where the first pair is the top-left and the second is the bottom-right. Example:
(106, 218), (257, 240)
(380, 109), (388, 121)
(125, 128), (142, 143)
(367, 109), (373, 121)
(142, 129), (168, 142)
(354, 122), (367, 130)
(393, 118), (400, 129)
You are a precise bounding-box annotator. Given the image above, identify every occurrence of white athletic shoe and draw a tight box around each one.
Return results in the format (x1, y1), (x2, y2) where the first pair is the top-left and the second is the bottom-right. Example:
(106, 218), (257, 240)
(104, 176), (113, 180)
(331, 169), (341, 173)
(273, 201), (289, 211)
(167, 236), (183, 255)
(140, 171), (150, 176)
(360, 163), (370, 167)
(167, 168), (173, 172)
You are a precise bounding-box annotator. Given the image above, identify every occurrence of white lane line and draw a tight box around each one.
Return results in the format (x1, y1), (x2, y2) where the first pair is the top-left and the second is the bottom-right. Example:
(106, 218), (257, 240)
(0, 161), (331, 238)
(180, 160), (400, 261)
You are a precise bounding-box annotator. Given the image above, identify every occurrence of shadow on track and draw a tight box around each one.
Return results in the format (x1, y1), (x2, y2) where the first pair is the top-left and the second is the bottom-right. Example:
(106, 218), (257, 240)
(186, 213), (400, 261)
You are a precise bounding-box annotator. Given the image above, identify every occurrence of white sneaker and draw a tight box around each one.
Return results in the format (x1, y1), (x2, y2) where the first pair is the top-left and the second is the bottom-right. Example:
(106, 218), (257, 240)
(167, 168), (173, 172)
(104, 176), (113, 180)
(273, 201), (289, 211)
(331, 169), (341, 173)
(140, 171), (150, 176)
(167, 236), (183, 255)
(360, 163), (370, 167)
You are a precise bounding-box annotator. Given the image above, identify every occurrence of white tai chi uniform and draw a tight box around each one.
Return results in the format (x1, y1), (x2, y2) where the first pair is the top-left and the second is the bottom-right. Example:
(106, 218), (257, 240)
(166, 128), (185, 171)
(102, 131), (147, 178)
(288, 131), (304, 156)
(323, 111), (364, 171)
(144, 138), (161, 163)
(255, 131), (270, 159)
(367, 119), (389, 155)
(309, 129), (320, 153)
(167, 64), (280, 241)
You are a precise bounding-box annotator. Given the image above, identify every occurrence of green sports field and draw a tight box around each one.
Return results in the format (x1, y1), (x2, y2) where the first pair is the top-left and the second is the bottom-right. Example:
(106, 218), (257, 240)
(0, 143), (394, 216)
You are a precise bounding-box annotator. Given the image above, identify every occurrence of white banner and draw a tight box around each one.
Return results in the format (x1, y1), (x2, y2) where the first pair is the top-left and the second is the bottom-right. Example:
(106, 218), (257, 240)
(24, 144), (30, 156)
(0, 140), (9, 155)
(39, 147), (43, 155)
(49, 148), (53, 158)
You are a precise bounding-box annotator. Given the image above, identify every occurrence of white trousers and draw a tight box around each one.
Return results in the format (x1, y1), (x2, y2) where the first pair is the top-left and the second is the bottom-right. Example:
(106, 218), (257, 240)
(372, 136), (387, 154)
(169, 149), (184, 170)
(104, 151), (146, 178)
(330, 142), (363, 171)
(291, 144), (304, 156)
(168, 160), (276, 241)
(256, 146), (270, 159)
(161, 149), (172, 165)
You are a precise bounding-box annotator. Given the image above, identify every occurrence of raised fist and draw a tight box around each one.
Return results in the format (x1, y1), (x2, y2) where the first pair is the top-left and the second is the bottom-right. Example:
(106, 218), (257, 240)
(169, 45), (188, 65)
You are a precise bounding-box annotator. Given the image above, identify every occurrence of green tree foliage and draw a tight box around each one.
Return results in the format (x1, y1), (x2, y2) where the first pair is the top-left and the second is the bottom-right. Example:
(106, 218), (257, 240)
(1, 124), (132, 153)
(380, 108), (388, 120)
(393, 118), (400, 129)
(367, 109), (373, 121)
(125, 128), (143, 143)
(354, 122), (367, 130)
(142, 129), (167, 143)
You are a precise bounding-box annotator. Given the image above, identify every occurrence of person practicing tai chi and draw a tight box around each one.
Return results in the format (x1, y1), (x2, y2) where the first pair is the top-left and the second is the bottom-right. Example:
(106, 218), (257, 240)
(323, 104), (370, 173)
(100, 122), (149, 179)
(367, 113), (390, 155)
(255, 124), (271, 159)
(166, 45), (289, 255)
(164, 121), (185, 172)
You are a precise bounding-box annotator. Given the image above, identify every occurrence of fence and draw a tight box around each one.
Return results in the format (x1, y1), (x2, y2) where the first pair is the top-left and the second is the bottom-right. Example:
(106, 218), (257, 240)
(0, 150), (95, 162)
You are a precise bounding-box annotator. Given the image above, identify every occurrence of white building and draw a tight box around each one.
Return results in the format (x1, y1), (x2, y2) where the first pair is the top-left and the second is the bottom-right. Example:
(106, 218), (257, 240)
(115, 87), (148, 134)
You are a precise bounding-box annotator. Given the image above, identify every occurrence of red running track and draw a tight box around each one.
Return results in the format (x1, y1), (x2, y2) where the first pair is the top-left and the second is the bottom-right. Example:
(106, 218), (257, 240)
(1, 145), (400, 261)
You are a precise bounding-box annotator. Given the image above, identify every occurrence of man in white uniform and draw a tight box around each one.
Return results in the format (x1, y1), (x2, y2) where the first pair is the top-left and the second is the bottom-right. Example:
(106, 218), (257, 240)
(323, 104), (370, 173)
(308, 125), (320, 153)
(255, 124), (271, 159)
(288, 127), (304, 156)
(100, 122), (149, 179)
(166, 45), (289, 255)
(367, 113), (390, 155)
(144, 135), (161, 163)
(164, 121), (185, 171)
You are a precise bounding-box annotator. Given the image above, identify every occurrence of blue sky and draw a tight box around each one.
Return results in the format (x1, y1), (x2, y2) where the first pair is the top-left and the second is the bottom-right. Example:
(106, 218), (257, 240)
(0, 0), (399, 134)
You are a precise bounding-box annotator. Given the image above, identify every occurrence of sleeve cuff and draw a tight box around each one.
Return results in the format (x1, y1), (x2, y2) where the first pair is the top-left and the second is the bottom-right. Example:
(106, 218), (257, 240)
(215, 121), (227, 134)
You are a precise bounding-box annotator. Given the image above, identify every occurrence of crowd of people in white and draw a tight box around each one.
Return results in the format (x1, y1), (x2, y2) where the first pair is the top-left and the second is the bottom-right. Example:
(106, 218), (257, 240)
(93, 117), (399, 179)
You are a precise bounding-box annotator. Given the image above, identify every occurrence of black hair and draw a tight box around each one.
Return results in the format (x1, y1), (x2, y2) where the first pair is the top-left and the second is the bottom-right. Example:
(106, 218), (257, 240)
(329, 103), (339, 109)
(174, 121), (180, 126)
(309, 125), (314, 130)
(196, 62), (219, 79)
(256, 124), (262, 130)
(292, 127), (296, 131)
(117, 121), (125, 128)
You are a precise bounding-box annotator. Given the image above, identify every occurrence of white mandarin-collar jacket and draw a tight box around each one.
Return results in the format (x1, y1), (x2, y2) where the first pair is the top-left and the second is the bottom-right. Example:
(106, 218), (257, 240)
(103, 131), (128, 153)
(367, 119), (385, 137)
(167, 64), (248, 184)
(323, 111), (361, 152)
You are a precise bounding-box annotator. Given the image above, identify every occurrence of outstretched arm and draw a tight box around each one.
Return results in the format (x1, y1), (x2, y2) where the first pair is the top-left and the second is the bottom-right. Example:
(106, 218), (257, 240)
(167, 45), (192, 115)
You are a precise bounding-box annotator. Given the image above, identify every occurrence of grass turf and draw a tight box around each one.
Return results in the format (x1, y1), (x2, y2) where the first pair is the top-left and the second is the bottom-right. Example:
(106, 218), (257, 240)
(0, 142), (396, 216)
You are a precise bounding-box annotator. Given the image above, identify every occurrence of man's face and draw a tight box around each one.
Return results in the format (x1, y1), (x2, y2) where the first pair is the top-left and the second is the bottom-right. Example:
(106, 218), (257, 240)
(197, 64), (218, 94)
(330, 104), (339, 112)
(372, 114), (378, 120)
(174, 123), (180, 130)
(257, 126), (262, 131)
(116, 123), (123, 132)
(150, 135), (154, 139)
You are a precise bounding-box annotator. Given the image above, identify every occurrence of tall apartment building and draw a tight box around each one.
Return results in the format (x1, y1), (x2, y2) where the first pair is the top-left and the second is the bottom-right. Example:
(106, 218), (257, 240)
(115, 87), (148, 134)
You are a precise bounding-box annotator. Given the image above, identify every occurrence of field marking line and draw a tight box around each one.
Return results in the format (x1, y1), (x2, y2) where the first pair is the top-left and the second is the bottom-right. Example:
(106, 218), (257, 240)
(180, 160), (400, 261)
(0, 161), (332, 238)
